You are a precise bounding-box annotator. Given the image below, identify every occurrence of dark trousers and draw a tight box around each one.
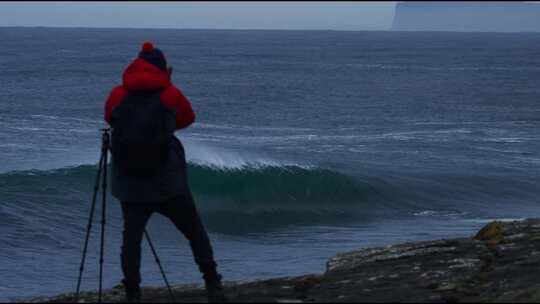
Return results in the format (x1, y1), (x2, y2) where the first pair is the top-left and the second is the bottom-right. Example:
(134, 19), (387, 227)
(120, 191), (218, 290)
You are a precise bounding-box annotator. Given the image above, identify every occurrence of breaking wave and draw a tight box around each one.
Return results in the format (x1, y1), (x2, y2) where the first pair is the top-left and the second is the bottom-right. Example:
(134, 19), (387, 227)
(0, 161), (397, 233)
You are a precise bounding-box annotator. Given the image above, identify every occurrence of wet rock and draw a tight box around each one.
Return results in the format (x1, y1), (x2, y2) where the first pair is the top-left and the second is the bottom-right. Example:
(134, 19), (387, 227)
(475, 221), (504, 250)
(21, 219), (540, 303)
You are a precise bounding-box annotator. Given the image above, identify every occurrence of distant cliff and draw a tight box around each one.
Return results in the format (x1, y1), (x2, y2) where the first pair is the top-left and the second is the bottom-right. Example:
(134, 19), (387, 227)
(392, 1), (540, 32)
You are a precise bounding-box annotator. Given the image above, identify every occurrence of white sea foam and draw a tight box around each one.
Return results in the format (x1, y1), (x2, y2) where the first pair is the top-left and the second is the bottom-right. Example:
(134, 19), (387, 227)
(347, 64), (540, 72)
(474, 146), (524, 154)
(514, 156), (540, 164)
(0, 143), (35, 149)
(30, 114), (59, 119)
(482, 137), (527, 143)
(9, 126), (98, 134)
(182, 137), (311, 170)
(65, 129), (99, 134)
(413, 210), (470, 217)
(10, 127), (45, 131)
(193, 122), (314, 132)
(463, 218), (526, 224)
(30, 114), (102, 124)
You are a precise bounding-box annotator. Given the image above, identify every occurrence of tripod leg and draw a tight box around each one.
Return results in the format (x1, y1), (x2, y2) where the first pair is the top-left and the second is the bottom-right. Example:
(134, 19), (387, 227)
(144, 230), (176, 302)
(98, 147), (109, 303)
(75, 152), (105, 302)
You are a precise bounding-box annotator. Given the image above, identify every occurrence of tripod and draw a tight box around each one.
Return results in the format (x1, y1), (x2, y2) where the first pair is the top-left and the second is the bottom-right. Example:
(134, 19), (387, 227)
(75, 128), (175, 303)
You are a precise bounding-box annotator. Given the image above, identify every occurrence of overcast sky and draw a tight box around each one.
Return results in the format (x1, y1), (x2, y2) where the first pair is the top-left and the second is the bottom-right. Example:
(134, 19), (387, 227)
(0, 1), (397, 31)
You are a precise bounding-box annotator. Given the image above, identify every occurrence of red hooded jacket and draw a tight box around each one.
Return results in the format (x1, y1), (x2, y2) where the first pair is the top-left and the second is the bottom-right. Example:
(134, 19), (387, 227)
(104, 58), (195, 129)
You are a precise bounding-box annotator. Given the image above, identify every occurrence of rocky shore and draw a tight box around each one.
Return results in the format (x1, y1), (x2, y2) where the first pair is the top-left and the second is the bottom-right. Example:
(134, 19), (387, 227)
(25, 219), (540, 303)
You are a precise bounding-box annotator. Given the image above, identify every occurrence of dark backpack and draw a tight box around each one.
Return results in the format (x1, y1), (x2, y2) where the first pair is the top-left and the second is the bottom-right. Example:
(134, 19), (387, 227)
(110, 89), (176, 176)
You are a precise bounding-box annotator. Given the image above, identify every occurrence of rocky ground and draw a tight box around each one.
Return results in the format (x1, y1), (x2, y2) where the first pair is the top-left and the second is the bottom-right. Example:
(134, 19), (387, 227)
(23, 219), (540, 303)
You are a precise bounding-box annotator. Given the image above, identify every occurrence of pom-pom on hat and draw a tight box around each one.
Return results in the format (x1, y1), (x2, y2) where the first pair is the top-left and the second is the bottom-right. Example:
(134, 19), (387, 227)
(138, 41), (167, 71)
(142, 41), (154, 53)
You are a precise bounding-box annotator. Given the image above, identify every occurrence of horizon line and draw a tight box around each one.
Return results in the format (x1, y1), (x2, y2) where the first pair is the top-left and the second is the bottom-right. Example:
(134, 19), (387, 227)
(0, 25), (392, 32)
(2, 25), (540, 34)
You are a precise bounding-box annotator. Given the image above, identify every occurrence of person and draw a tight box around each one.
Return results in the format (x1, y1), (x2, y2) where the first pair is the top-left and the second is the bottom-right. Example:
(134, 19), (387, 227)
(104, 41), (226, 303)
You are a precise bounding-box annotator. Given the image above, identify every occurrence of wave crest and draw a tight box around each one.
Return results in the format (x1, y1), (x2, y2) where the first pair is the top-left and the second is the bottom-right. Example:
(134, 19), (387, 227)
(0, 163), (394, 233)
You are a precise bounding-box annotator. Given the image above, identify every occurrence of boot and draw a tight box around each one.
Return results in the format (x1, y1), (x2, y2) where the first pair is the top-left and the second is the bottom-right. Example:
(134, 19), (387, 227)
(123, 283), (141, 303)
(204, 274), (228, 303)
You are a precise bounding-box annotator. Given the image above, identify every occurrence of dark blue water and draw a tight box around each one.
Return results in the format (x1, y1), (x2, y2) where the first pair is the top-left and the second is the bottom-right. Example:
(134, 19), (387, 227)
(1, 28), (539, 301)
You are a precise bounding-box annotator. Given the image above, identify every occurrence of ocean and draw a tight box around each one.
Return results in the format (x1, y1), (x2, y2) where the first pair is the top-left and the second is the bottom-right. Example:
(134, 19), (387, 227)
(1, 27), (539, 301)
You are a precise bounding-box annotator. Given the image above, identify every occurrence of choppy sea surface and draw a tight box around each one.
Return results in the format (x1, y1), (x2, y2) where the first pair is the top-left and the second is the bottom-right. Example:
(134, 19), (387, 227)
(0, 28), (539, 301)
